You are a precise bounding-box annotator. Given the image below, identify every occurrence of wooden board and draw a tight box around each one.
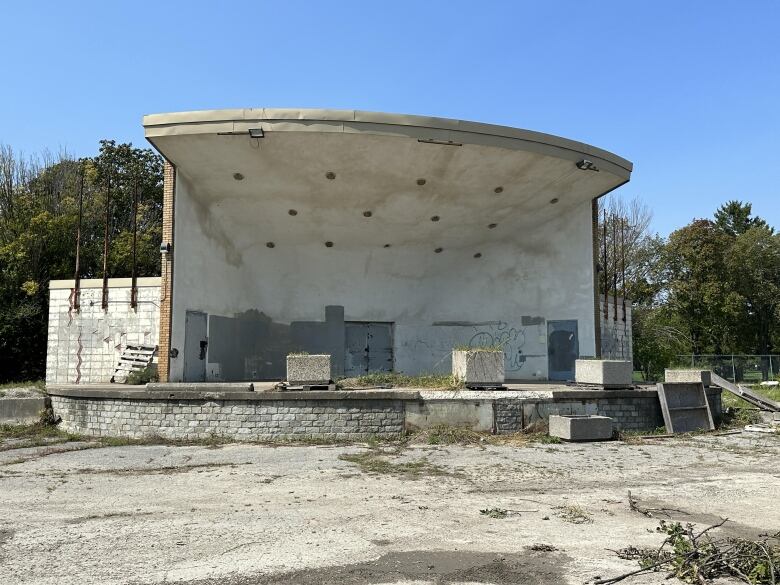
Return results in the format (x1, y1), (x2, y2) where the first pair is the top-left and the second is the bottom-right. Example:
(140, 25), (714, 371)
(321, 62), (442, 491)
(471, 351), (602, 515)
(710, 372), (780, 412)
(656, 382), (715, 434)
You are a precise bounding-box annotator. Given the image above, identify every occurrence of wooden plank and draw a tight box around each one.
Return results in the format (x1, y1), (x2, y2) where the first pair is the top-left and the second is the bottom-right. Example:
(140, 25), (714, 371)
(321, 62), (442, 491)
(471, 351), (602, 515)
(710, 373), (780, 412)
(656, 382), (715, 434)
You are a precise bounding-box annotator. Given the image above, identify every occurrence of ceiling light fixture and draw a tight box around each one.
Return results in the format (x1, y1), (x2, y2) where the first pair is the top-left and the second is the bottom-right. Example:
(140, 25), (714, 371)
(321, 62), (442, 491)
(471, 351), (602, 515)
(248, 128), (264, 138)
(233, 173), (244, 181)
(550, 198), (559, 204)
(576, 159), (599, 172)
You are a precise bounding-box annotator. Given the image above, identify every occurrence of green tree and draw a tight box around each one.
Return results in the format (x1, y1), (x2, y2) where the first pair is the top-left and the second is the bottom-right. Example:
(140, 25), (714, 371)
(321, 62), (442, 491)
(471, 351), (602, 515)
(714, 200), (770, 236)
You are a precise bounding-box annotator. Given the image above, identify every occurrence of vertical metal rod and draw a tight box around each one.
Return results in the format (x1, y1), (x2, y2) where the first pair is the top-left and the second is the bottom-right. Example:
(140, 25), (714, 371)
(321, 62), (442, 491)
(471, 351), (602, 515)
(621, 218), (627, 322)
(101, 171), (111, 310)
(73, 165), (84, 312)
(612, 215), (618, 321)
(731, 354), (736, 383)
(130, 173), (139, 309)
(602, 208), (608, 321)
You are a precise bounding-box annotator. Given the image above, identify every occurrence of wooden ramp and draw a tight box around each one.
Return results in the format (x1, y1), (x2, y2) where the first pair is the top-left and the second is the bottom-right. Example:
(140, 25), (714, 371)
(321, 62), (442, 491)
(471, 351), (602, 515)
(710, 372), (780, 412)
(111, 345), (157, 383)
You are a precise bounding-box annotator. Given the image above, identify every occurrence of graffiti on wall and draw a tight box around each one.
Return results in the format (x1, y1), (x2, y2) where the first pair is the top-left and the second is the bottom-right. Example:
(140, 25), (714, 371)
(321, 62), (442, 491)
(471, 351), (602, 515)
(467, 321), (545, 372)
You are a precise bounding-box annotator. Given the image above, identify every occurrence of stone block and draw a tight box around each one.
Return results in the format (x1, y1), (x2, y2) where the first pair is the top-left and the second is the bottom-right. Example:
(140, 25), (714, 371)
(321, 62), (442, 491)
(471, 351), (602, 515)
(452, 350), (505, 387)
(575, 360), (633, 387)
(549, 415), (613, 441)
(664, 369), (713, 386)
(0, 397), (46, 424)
(286, 354), (331, 386)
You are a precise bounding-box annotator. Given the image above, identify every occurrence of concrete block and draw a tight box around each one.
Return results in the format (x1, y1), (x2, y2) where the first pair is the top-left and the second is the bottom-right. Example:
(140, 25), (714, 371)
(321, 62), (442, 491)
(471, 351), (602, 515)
(452, 350), (505, 386)
(575, 360), (633, 387)
(286, 354), (331, 386)
(664, 369), (713, 386)
(0, 397), (46, 424)
(549, 414), (613, 441)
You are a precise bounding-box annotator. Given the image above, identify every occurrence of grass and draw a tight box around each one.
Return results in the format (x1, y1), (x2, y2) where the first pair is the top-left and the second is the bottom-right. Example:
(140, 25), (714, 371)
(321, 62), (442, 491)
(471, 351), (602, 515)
(338, 372), (464, 390)
(452, 344), (504, 352)
(721, 384), (780, 410)
(338, 450), (447, 477)
(554, 504), (593, 524)
(480, 508), (508, 519)
(0, 380), (46, 397)
(412, 424), (488, 446)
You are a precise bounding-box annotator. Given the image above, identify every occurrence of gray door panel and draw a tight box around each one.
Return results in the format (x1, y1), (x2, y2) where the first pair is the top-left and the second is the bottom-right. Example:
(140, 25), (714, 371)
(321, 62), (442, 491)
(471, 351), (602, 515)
(184, 310), (208, 382)
(344, 322), (394, 376)
(344, 323), (369, 377)
(367, 323), (393, 373)
(547, 320), (578, 381)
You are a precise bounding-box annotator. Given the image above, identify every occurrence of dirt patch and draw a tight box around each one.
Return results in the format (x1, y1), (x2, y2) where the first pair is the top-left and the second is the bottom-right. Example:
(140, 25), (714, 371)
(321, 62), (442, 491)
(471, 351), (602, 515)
(170, 550), (570, 585)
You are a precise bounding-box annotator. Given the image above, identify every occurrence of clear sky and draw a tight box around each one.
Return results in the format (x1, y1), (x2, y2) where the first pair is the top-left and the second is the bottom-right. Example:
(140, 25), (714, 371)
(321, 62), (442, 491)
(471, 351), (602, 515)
(2, 1), (778, 235)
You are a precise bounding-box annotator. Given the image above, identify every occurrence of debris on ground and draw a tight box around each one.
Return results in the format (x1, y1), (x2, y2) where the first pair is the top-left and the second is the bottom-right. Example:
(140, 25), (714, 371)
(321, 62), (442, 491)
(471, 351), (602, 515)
(554, 504), (593, 524)
(598, 520), (780, 585)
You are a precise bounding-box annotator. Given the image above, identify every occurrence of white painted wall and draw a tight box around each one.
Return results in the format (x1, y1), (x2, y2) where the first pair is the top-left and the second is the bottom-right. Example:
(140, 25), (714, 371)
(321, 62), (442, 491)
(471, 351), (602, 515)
(169, 170), (597, 382)
(46, 279), (160, 385)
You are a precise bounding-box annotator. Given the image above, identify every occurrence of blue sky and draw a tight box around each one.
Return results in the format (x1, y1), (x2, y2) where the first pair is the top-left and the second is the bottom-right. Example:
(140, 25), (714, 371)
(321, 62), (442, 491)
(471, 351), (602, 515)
(2, 1), (778, 235)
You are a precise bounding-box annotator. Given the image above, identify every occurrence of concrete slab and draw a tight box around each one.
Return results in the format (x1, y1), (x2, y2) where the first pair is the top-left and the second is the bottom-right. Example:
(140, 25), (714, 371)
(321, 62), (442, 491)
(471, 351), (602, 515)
(664, 369), (713, 386)
(452, 350), (505, 386)
(575, 360), (633, 387)
(0, 397), (47, 424)
(549, 414), (613, 441)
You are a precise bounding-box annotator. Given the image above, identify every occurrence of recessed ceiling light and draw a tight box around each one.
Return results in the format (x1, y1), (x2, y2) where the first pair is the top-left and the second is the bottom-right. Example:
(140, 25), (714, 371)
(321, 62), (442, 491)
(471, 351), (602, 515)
(266, 242), (275, 248)
(550, 198), (559, 204)
(363, 211), (373, 218)
(431, 215), (440, 222)
(494, 186), (503, 194)
(417, 178), (426, 186)
(233, 172), (244, 181)
(325, 171), (336, 180)
(383, 243), (391, 248)
(434, 247), (443, 253)
(288, 209), (298, 216)
(474, 252), (482, 258)
(488, 223), (497, 229)
(325, 241), (334, 247)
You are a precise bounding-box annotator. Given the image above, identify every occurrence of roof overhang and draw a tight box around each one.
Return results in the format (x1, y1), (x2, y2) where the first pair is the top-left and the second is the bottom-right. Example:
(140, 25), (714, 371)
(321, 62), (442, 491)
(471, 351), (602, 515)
(142, 108), (632, 245)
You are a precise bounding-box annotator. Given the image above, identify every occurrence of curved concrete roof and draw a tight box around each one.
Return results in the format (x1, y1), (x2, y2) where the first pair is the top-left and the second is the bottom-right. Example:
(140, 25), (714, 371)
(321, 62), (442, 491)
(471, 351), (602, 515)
(143, 108), (632, 177)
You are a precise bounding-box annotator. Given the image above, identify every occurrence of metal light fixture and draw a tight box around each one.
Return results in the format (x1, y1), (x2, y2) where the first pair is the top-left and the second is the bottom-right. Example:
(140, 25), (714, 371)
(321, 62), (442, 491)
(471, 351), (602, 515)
(576, 159), (599, 172)
(248, 128), (264, 138)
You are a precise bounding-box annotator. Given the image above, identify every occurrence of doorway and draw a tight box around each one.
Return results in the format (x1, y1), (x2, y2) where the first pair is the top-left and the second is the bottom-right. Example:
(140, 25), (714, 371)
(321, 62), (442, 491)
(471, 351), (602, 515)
(547, 320), (579, 381)
(344, 322), (394, 376)
(183, 310), (208, 382)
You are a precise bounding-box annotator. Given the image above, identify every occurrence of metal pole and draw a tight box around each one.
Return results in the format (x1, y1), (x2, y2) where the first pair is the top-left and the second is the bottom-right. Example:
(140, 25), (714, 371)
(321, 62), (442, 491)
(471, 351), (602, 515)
(602, 208), (608, 321)
(130, 173), (139, 310)
(73, 165), (84, 312)
(621, 218), (627, 322)
(612, 215), (618, 321)
(101, 171), (111, 310)
(731, 354), (736, 383)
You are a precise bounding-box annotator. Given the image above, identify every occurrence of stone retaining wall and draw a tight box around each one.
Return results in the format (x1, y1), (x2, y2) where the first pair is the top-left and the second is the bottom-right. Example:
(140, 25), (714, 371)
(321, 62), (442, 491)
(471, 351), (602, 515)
(50, 390), (411, 440)
(496, 388), (722, 433)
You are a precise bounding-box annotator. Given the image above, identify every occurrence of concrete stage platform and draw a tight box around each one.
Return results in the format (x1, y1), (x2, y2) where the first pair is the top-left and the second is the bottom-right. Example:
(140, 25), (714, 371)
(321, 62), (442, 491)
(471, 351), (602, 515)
(46, 383), (723, 440)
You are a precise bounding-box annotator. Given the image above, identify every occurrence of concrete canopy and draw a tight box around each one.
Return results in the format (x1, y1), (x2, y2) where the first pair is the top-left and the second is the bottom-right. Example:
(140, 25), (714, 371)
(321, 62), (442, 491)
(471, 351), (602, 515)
(144, 109), (633, 382)
(143, 109), (631, 250)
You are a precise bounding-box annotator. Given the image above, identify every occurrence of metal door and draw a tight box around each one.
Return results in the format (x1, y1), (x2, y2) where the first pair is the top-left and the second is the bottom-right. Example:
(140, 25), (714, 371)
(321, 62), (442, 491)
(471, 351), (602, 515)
(344, 322), (394, 376)
(183, 310), (208, 382)
(547, 320), (578, 381)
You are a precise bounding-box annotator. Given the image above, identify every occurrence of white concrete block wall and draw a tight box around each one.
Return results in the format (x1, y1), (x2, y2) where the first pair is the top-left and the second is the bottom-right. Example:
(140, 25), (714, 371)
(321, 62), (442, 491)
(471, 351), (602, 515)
(46, 278), (161, 385)
(600, 296), (632, 361)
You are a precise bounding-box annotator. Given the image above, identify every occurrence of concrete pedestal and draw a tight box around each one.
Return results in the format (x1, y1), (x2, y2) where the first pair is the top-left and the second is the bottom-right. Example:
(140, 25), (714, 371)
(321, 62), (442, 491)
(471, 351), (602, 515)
(575, 360), (632, 387)
(549, 414), (613, 441)
(664, 369), (713, 387)
(286, 354), (332, 386)
(452, 350), (505, 387)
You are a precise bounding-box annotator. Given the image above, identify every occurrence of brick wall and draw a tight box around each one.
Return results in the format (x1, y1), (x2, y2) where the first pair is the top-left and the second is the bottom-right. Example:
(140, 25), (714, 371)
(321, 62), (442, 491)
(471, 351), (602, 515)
(46, 279), (160, 385)
(51, 395), (406, 440)
(158, 161), (176, 383)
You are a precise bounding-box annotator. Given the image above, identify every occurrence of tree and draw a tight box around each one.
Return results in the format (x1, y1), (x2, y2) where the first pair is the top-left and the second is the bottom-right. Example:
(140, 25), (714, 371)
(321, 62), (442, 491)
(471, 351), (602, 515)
(714, 200), (770, 236)
(0, 141), (163, 383)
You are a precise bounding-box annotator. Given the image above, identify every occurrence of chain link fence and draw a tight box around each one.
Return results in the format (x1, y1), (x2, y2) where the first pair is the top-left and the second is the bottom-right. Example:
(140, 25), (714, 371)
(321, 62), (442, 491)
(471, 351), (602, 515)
(673, 354), (779, 383)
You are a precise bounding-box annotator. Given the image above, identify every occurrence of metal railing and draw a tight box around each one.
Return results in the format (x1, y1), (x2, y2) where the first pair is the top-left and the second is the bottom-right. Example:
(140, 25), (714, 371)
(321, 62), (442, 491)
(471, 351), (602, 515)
(673, 354), (779, 384)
